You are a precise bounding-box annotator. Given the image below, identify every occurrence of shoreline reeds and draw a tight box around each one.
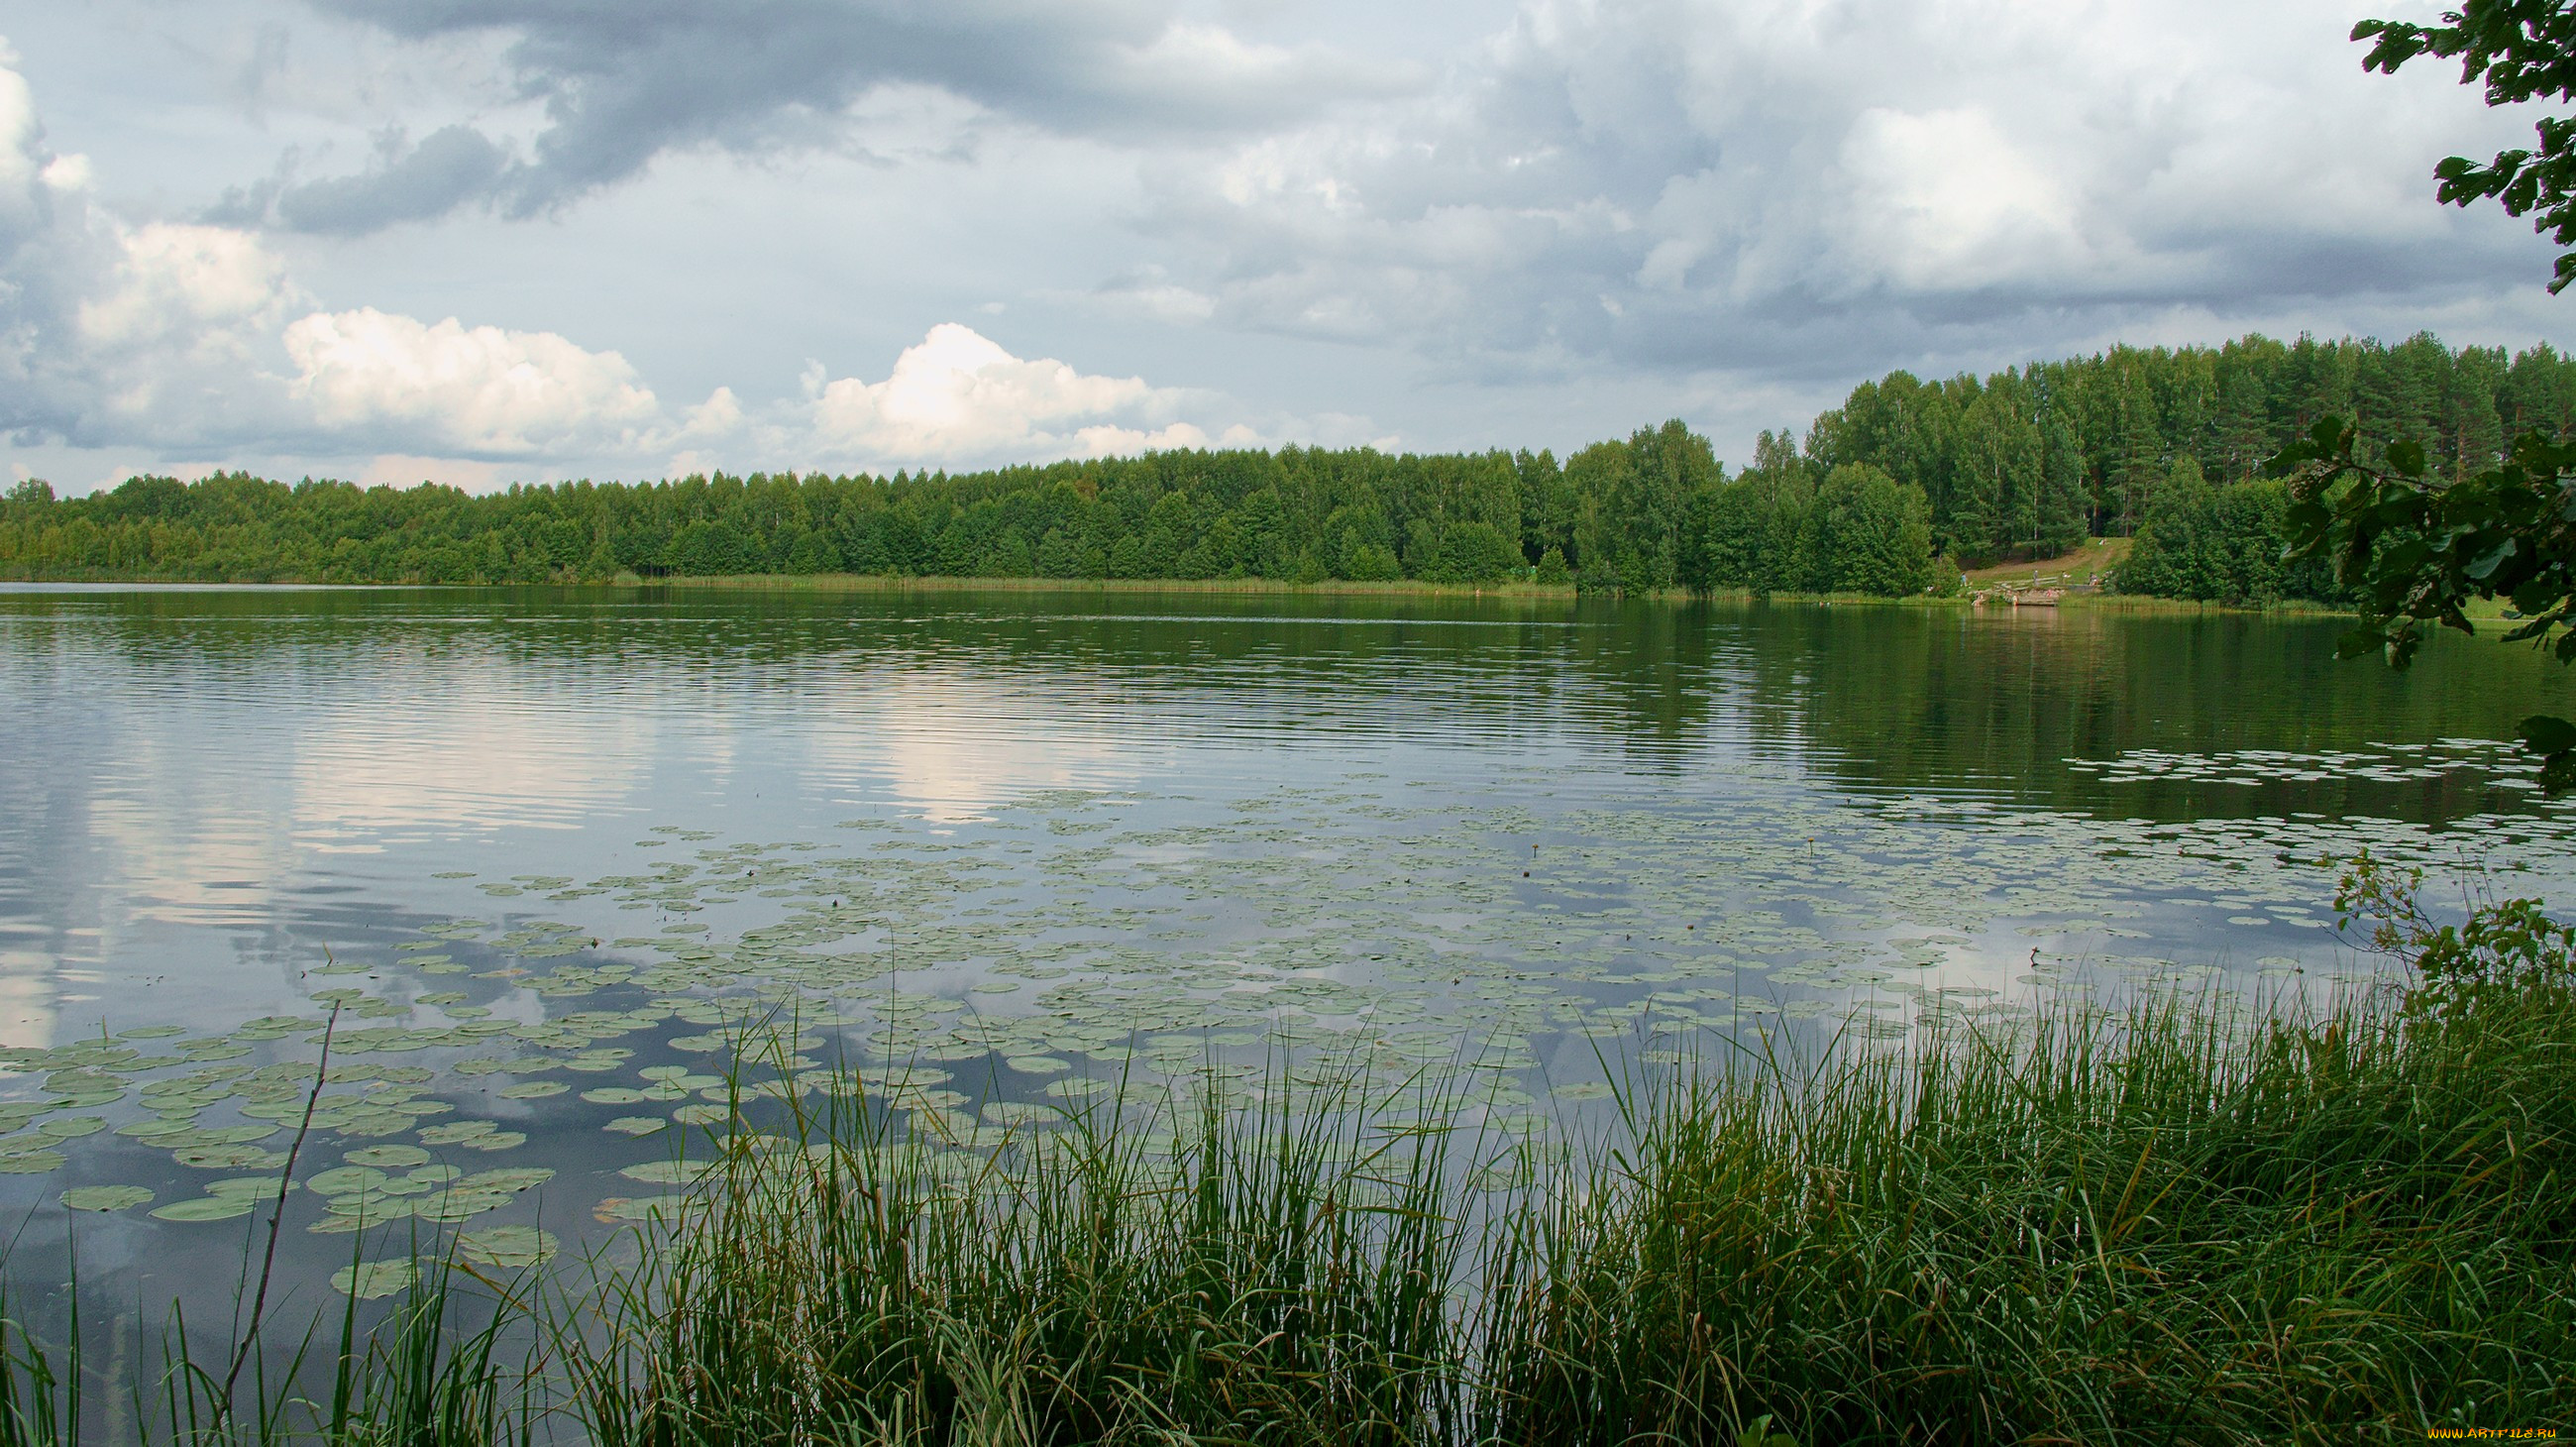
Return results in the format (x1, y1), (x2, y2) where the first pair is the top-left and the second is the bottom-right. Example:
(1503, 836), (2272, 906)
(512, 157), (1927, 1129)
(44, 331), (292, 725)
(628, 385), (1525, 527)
(1, 983), (2568, 1444)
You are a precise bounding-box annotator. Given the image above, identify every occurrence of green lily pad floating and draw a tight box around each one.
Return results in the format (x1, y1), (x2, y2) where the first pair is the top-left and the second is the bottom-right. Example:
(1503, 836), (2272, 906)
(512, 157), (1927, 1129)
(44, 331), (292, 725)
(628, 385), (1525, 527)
(61, 1185), (155, 1212)
(308, 1167), (389, 1195)
(581, 1087), (646, 1105)
(117, 1026), (188, 1040)
(346, 1145), (431, 1169)
(332, 1260), (418, 1300)
(0, 1151), (65, 1174)
(1005, 1057), (1071, 1075)
(460, 1131), (526, 1152)
(457, 1226), (558, 1271)
(596, 1194), (693, 1223)
(35, 1116), (107, 1140)
(463, 1168), (555, 1193)
(498, 1081), (568, 1099)
(408, 1190), (510, 1222)
(620, 1159), (718, 1185)
(604, 1117), (667, 1137)
(671, 1104), (728, 1127)
(173, 1146), (291, 1171)
(152, 1195), (257, 1222)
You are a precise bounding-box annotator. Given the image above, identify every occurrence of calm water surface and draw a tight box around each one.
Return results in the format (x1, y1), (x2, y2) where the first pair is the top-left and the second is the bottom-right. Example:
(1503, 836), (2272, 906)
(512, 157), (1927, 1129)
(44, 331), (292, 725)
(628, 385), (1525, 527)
(0, 584), (2570, 1337)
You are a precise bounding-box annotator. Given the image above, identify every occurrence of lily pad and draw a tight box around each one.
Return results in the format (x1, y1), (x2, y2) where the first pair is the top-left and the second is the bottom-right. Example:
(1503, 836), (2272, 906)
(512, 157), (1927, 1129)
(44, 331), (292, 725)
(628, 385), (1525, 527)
(456, 1226), (558, 1271)
(331, 1260), (418, 1299)
(151, 1195), (257, 1222)
(619, 1159), (718, 1184)
(61, 1185), (155, 1212)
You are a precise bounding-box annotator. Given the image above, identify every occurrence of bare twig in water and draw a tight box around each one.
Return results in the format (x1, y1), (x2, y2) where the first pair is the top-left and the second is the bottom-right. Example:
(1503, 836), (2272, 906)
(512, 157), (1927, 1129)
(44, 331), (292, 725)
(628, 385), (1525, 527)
(214, 999), (341, 1427)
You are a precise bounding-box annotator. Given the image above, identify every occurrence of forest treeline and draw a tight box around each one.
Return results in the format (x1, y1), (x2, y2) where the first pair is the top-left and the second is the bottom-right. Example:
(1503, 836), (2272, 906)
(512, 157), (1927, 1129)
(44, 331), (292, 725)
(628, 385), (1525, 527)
(4, 330), (2570, 601)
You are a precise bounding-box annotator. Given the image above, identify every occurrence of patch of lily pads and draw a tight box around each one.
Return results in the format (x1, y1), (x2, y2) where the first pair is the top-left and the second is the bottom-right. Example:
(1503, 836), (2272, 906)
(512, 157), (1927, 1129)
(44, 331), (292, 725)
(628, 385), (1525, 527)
(3, 736), (2571, 1302)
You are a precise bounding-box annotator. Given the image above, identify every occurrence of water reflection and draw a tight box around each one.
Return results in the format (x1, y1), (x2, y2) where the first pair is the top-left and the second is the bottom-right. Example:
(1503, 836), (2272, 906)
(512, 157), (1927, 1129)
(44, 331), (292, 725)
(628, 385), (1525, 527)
(1, 582), (2573, 1381)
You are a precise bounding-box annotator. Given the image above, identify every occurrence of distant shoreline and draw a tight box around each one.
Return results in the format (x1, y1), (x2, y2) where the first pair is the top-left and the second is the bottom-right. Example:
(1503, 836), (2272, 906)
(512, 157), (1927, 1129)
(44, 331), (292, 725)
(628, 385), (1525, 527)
(0, 568), (2381, 616)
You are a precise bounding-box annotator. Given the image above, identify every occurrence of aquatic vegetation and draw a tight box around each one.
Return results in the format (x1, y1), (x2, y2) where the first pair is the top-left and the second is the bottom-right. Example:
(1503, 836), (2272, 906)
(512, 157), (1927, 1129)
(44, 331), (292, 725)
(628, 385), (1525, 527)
(0, 742), (2568, 1255)
(2, 977), (2565, 1444)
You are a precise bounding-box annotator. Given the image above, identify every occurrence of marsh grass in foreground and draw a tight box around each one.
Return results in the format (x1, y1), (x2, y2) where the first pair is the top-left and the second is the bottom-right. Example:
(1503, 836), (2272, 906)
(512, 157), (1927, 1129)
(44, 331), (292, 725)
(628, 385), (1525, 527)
(3, 964), (2570, 1443)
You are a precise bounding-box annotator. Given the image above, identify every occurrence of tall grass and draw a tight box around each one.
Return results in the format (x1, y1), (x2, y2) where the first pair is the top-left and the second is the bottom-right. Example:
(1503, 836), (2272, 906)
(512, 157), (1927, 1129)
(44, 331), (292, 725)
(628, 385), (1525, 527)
(578, 1066), (1480, 1446)
(0, 1252), (528, 1446)
(1484, 995), (2575, 1444)
(1, 983), (2567, 1444)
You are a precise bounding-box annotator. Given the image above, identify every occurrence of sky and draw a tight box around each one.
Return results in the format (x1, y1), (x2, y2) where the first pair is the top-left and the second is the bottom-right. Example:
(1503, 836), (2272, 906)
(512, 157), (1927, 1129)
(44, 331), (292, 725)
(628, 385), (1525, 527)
(0, 0), (2569, 495)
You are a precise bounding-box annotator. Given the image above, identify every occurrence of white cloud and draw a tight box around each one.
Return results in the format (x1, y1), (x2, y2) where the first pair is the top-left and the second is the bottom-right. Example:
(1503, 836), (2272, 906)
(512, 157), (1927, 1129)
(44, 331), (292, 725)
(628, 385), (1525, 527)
(1116, 0), (2558, 379)
(79, 222), (294, 351)
(0, 47), (677, 466)
(355, 452), (501, 490)
(1, 42), (1380, 481)
(1837, 105), (2084, 293)
(800, 322), (1211, 465)
(282, 307), (661, 456)
(14, 0), (2568, 481)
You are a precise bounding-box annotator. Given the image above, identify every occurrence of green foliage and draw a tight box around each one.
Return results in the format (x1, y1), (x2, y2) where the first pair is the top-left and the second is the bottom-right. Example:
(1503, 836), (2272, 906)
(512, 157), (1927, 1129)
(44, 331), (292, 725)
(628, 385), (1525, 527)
(0, 443), (1556, 591)
(2244, 16), (2576, 787)
(1805, 331), (2576, 572)
(2273, 416), (2576, 785)
(1804, 463), (1933, 595)
(1672, 450), (1938, 597)
(2117, 458), (2350, 605)
(2356, 2), (2576, 294)
(2336, 849), (2576, 1023)
(1485, 991), (2576, 1445)
(11, 332), (2567, 605)
(8, 990), (2574, 1444)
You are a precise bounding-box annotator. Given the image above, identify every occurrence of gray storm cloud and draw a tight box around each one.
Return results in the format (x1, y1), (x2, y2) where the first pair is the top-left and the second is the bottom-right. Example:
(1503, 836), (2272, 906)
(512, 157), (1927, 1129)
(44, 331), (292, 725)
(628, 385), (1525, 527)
(236, 0), (2561, 380)
(4, 0), (2567, 483)
(256, 0), (1422, 226)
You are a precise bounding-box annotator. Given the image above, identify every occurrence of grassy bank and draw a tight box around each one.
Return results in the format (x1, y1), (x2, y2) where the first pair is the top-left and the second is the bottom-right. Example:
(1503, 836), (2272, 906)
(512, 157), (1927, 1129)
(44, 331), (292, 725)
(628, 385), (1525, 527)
(4, 961), (2567, 1446)
(630, 571), (1583, 602)
(7, 566), (2399, 623)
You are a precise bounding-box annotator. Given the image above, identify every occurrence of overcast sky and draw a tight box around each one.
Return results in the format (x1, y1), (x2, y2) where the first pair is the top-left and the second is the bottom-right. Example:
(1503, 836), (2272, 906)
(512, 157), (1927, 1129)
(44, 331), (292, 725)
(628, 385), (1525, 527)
(1, 0), (2566, 494)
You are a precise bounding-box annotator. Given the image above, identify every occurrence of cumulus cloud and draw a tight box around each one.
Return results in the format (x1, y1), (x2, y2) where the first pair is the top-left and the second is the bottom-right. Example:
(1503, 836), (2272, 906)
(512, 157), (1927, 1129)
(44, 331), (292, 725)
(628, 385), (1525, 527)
(0, 49), (671, 460)
(1109, 0), (2557, 379)
(18, 0), (2559, 478)
(0, 41), (1354, 476)
(783, 323), (1260, 468)
(252, 0), (1419, 229)
(0, 50), (305, 449)
(283, 308), (661, 455)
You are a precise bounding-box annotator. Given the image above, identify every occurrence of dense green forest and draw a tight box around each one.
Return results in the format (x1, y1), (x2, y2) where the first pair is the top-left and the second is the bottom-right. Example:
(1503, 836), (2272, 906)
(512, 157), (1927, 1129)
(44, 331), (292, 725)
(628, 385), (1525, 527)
(4, 330), (2568, 601)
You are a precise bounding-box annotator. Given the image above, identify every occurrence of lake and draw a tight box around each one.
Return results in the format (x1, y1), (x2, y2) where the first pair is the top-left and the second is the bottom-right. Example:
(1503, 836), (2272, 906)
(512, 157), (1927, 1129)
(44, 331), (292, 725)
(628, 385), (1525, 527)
(0, 584), (2569, 1326)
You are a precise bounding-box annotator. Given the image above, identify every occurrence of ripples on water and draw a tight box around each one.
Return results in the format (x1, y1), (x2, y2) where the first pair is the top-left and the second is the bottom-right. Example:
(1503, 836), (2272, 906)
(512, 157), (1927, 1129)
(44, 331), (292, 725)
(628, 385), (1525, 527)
(0, 583), (2570, 1321)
